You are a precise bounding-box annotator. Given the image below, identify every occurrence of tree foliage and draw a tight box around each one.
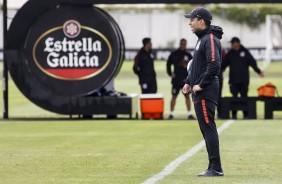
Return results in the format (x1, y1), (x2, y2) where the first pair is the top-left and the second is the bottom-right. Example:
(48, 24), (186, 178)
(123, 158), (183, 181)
(211, 5), (282, 28)
(164, 4), (282, 28)
(102, 4), (282, 28)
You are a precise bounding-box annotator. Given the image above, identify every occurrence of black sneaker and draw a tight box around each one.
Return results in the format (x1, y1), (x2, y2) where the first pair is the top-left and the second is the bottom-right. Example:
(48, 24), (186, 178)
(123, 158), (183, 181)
(197, 169), (224, 177)
(187, 114), (195, 120)
(168, 115), (174, 120)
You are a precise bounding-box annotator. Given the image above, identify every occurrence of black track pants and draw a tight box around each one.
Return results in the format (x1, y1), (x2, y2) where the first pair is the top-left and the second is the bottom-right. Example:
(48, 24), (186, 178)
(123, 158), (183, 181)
(194, 98), (222, 171)
(230, 83), (249, 118)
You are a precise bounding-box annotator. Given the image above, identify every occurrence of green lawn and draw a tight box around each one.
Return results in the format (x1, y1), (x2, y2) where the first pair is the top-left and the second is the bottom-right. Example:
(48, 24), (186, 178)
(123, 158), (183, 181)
(1, 120), (282, 183)
(0, 120), (204, 183)
(162, 120), (282, 184)
(0, 61), (282, 183)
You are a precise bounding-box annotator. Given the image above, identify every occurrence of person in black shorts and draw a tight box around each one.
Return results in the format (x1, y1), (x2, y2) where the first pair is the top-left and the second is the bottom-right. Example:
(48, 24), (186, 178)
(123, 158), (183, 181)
(167, 39), (195, 120)
(133, 38), (157, 94)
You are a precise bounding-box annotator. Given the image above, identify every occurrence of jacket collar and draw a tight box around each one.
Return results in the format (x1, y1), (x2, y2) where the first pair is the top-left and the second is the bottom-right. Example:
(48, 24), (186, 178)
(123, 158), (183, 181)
(195, 27), (209, 38)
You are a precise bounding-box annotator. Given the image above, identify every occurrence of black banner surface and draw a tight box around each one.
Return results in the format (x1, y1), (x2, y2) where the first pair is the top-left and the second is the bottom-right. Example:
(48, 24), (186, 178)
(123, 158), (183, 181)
(5, 2), (124, 114)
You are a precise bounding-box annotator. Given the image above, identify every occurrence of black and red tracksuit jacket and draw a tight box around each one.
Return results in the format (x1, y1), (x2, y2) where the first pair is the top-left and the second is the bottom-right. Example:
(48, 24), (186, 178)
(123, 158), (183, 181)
(221, 45), (261, 85)
(166, 49), (193, 86)
(185, 25), (223, 104)
(133, 47), (156, 84)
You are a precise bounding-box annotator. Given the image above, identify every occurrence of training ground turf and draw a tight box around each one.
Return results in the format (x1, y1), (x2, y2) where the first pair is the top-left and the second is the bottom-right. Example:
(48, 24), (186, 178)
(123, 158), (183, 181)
(1, 120), (282, 183)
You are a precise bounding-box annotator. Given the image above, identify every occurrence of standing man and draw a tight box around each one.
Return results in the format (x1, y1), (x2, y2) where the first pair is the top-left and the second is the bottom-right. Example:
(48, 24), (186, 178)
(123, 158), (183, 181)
(221, 37), (264, 119)
(167, 39), (195, 120)
(217, 48), (227, 119)
(182, 7), (224, 176)
(133, 38), (157, 94)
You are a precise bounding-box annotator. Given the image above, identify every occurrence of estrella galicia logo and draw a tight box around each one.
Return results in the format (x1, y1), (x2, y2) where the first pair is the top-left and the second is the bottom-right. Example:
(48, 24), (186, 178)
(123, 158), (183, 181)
(32, 20), (113, 80)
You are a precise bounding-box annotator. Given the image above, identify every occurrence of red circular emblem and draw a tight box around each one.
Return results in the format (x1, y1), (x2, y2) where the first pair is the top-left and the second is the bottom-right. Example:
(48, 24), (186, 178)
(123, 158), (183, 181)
(63, 20), (81, 38)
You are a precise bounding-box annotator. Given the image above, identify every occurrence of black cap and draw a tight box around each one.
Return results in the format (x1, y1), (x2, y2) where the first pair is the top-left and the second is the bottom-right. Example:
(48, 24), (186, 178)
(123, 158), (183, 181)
(230, 37), (240, 43)
(184, 7), (212, 21)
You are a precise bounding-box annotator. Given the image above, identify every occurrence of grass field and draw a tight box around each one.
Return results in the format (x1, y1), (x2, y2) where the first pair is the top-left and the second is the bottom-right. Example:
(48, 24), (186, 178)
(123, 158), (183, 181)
(1, 120), (282, 183)
(0, 61), (282, 183)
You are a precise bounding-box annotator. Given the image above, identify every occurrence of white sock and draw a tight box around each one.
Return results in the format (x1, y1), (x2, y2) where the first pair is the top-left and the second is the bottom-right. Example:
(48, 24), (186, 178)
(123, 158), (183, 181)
(170, 112), (174, 116)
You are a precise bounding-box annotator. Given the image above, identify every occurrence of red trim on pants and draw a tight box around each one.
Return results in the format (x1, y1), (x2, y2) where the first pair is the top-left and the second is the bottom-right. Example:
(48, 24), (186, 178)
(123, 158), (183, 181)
(202, 99), (209, 124)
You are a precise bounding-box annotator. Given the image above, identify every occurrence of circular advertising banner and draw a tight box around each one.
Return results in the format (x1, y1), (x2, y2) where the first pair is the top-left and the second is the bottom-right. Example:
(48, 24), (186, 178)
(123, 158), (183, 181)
(5, 4), (125, 114)
(24, 5), (122, 96)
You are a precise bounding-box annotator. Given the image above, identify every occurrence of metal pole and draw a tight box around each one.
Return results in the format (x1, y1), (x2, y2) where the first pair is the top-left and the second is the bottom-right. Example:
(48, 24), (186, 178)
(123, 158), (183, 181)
(2, 0), (9, 119)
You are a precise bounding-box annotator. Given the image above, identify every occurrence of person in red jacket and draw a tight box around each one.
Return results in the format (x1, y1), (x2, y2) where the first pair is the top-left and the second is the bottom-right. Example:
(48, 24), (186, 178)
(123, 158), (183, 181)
(183, 7), (224, 177)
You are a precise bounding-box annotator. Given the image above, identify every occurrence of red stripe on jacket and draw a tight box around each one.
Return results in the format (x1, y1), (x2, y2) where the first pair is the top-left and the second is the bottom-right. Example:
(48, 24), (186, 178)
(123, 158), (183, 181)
(210, 33), (215, 62)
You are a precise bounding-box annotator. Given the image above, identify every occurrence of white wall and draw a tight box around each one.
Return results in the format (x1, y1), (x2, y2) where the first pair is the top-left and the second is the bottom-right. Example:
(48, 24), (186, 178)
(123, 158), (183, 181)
(109, 10), (267, 49)
(0, 8), (268, 51)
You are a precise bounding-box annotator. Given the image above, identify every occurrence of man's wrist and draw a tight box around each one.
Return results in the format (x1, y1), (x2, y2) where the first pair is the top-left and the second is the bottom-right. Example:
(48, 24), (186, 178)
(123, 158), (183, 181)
(199, 83), (205, 89)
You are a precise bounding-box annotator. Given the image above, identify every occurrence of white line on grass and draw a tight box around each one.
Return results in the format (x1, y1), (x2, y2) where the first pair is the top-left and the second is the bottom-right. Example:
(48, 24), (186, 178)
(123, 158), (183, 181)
(142, 120), (235, 184)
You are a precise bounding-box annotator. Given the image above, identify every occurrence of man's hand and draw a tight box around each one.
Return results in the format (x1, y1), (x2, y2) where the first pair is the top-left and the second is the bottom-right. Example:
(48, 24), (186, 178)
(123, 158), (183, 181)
(182, 84), (191, 94)
(259, 71), (265, 78)
(192, 85), (203, 94)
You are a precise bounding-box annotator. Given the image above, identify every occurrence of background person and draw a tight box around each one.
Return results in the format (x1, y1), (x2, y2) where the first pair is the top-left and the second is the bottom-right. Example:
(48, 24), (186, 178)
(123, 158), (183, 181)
(221, 37), (264, 119)
(182, 7), (224, 177)
(217, 48), (227, 119)
(133, 38), (157, 94)
(166, 39), (195, 120)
